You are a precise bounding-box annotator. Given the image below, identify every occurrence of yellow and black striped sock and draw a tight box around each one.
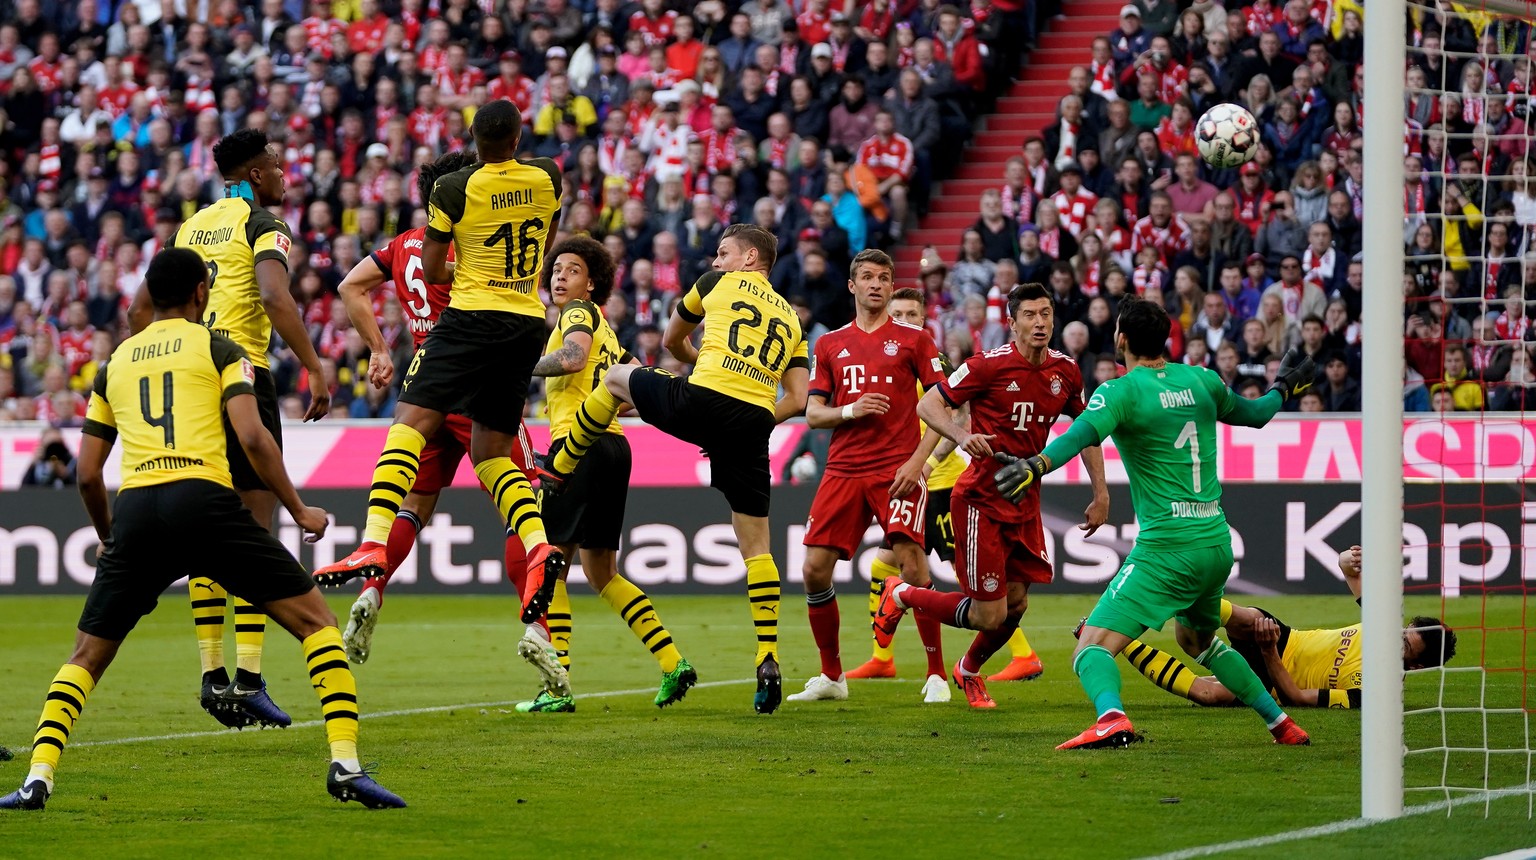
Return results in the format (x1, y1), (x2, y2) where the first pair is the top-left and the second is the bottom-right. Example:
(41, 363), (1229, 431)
(1007, 629), (1036, 659)
(364, 424), (426, 544)
(868, 557), (900, 661)
(1124, 638), (1197, 700)
(745, 554), (780, 665)
(303, 627), (359, 763)
(233, 598), (264, 681)
(190, 577), (227, 675)
(601, 575), (682, 673)
(548, 578), (572, 671)
(26, 663), (95, 787)
(551, 384), (620, 475)
(474, 457), (547, 547)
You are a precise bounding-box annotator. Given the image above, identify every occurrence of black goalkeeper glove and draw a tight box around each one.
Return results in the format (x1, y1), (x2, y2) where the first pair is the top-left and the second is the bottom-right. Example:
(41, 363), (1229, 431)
(993, 451), (1049, 504)
(1267, 347), (1317, 402)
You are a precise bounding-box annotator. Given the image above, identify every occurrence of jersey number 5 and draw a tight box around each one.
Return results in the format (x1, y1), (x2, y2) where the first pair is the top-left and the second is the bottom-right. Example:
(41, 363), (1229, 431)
(485, 218), (544, 279)
(139, 373), (176, 449)
(726, 301), (793, 373)
(402, 255), (431, 318)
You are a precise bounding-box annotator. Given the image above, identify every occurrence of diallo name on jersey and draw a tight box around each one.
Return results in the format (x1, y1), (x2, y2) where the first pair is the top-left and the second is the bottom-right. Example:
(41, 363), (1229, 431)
(491, 189), (536, 209)
(182, 226), (235, 244)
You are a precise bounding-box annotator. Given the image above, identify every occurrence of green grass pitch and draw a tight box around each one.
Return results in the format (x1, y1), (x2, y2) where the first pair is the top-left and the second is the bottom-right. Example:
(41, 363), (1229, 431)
(0, 592), (1530, 859)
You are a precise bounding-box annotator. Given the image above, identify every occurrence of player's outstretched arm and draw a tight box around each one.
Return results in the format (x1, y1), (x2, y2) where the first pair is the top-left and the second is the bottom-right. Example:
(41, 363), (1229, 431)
(227, 392), (328, 541)
(775, 365), (809, 424)
(76, 432), (114, 543)
(1339, 545), (1362, 599)
(257, 258), (329, 421)
(804, 392), (890, 428)
(1078, 444), (1111, 537)
(337, 254), (394, 389)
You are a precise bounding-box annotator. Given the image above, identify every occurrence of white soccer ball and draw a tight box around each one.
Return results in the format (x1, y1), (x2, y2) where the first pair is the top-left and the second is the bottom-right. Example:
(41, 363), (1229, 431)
(790, 455), (820, 484)
(1195, 103), (1260, 169)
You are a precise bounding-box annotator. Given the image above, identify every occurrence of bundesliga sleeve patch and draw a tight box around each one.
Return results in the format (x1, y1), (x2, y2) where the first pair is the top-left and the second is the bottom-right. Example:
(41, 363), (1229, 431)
(241, 358), (256, 384)
(273, 232), (291, 257)
(947, 364), (970, 387)
(931, 357), (943, 373)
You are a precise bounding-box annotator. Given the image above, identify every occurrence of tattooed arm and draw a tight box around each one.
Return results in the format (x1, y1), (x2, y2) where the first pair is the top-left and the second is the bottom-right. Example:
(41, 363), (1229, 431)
(533, 329), (594, 377)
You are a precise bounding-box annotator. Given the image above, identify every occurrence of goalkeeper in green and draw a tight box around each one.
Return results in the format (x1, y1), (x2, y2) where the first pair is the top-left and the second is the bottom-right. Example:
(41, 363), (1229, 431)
(994, 295), (1317, 749)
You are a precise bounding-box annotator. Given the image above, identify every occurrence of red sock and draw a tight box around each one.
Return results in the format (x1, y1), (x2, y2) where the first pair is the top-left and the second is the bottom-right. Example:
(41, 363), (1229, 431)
(807, 592), (841, 679)
(361, 575), (389, 606)
(503, 530), (546, 634)
(914, 598), (946, 677)
(384, 512), (422, 573)
(961, 626), (1015, 675)
(899, 586), (972, 628)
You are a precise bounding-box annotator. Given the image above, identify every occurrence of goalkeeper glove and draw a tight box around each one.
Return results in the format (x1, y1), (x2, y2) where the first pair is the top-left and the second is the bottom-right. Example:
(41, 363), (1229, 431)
(1267, 347), (1317, 402)
(993, 451), (1049, 504)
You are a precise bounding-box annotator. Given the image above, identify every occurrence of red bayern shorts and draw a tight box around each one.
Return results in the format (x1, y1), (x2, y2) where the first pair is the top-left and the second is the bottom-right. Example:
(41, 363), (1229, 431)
(951, 494), (1052, 600)
(413, 414), (536, 495)
(803, 473), (927, 560)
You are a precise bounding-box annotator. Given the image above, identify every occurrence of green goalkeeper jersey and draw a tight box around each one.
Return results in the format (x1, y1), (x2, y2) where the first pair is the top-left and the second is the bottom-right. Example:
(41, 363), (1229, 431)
(1056, 362), (1281, 551)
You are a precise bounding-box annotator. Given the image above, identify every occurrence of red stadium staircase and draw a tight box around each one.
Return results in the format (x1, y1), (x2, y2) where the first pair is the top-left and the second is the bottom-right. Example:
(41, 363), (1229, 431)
(893, 1), (1125, 276)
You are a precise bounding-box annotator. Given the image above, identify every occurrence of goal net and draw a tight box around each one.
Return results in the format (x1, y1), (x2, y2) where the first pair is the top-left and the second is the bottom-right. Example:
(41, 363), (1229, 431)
(1382, 0), (1535, 819)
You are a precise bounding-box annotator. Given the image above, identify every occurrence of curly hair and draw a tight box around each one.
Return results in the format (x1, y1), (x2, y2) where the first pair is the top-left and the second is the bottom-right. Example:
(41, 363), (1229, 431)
(212, 128), (271, 179)
(416, 150), (478, 206)
(545, 235), (617, 306)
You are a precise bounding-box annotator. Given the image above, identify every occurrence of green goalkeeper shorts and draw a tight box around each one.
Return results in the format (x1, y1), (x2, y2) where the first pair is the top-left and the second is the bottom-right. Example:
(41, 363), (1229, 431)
(1085, 543), (1236, 639)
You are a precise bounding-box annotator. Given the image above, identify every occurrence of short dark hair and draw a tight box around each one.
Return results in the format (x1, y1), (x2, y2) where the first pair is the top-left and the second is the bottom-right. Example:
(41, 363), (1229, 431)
(891, 287), (924, 305)
(1006, 282), (1051, 318)
(471, 98), (522, 150)
(545, 235), (617, 305)
(1409, 616), (1457, 667)
(1301, 314), (1325, 329)
(212, 128), (271, 179)
(145, 248), (208, 309)
(722, 223), (778, 271)
(850, 248), (893, 279)
(416, 149), (478, 206)
(1117, 293), (1172, 358)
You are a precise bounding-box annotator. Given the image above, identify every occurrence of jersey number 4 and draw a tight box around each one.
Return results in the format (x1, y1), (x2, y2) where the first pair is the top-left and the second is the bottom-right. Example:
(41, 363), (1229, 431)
(485, 218), (544, 279)
(726, 301), (794, 373)
(139, 372), (176, 449)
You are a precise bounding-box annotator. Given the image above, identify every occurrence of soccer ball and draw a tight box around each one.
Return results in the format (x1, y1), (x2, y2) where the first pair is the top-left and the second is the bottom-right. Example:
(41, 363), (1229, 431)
(1195, 103), (1260, 169)
(789, 455), (820, 484)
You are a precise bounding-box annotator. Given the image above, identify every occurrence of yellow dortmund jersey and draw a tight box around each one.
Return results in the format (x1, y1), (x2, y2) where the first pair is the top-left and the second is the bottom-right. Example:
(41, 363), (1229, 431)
(677, 270), (809, 414)
(169, 196), (293, 371)
(83, 319), (256, 491)
(922, 353), (964, 491)
(1282, 623), (1363, 707)
(426, 157), (562, 318)
(544, 299), (633, 439)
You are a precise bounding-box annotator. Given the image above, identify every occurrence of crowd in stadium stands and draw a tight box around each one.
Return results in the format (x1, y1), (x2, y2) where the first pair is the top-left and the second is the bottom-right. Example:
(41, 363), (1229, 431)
(0, 0), (1530, 432)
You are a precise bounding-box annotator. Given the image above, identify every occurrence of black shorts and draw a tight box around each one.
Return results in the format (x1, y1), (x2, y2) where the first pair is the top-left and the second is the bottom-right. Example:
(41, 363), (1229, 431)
(925, 486), (955, 562)
(224, 367), (282, 493)
(543, 433), (630, 550)
(1230, 606), (1292, 692)
(78, 480), (315, 641)
(399, 307), (543, 435)
(628, 368), (776, 517)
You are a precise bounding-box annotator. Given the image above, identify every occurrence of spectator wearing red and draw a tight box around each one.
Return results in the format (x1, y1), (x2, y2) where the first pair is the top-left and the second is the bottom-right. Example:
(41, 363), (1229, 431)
(488, 51), (537, 122)
(796, 0), (834, 46)
(1001, 156), (1039, 224)
(666, 15), (704, 80)
(697, 103), (739, 176)
(1232, 162), (1273, 236)
(629, 0), (680, 48)
(857, 109), (915, 235)
(932, 5), (985, 92)
(1155, 99), (1200, 161)
(1494, 288), (1531, 342)
(300, 0), (345, 58)
(1044, 94), (1100, 172)
(346, 0), (389, 55)
(1122, 35), (1188, 103)
(434, 44), (486, 110)
(1051, 165), (1099, 239)
(1131, 191), (1191, 264)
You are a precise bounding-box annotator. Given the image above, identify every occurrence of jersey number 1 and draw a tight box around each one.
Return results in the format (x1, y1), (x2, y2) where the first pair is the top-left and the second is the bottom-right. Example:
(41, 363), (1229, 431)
(139, 373), (176, 449)
(485, 218), (544, 279)
(1173, 420), (1201, 493)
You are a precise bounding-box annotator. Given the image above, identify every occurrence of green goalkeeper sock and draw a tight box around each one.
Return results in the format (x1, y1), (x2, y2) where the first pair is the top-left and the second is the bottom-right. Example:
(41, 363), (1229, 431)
(1072, 645), (1125, 718)
(1197, 638), (1286, 727)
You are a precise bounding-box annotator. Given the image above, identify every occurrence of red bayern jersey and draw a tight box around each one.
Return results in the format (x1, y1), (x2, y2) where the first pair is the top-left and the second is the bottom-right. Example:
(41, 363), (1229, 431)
(371, 226), (455, 346)
(628, 9), (678, 46)
(938, 343), (1084, 521)
(809, 317), (945, 478)
(857, 133), (915, 182)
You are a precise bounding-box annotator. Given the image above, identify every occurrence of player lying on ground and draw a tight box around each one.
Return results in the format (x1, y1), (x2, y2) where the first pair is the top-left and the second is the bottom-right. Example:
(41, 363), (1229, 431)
(849, 289), (1046, 686)
(317, 150), (548, 681)
(316, 101), (568, 629)
(545, 224), (809, 714)
(513, 235), (697, 713)
(1, 249), (402, 811)
(993, 294), (1316, 748)
(788, 251), (952, 705)
(1111, 546), (1457, 709)
(875, 283), (1110, 709)
(128, 129), (329, 730)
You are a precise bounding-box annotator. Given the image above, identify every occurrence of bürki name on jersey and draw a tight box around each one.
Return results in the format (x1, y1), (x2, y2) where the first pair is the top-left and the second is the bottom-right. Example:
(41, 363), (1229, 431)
(182, 227), (235, 245)
(1158, 389), (1196, 409)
